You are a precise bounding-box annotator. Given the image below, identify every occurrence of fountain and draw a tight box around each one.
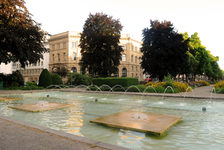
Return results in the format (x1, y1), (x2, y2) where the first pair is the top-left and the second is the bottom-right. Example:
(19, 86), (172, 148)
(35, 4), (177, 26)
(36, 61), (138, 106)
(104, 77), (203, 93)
(90, 110), (181, 136)
(9, 101), (73, 112)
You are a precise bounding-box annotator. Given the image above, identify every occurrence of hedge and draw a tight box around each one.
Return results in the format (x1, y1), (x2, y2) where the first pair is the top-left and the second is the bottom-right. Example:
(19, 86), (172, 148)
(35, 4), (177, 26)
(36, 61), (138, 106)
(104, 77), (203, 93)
(92, 77), (138, 87)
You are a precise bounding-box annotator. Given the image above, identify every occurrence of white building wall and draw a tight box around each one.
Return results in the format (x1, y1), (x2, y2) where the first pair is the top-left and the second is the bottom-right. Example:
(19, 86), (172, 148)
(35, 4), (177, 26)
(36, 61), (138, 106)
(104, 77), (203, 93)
(0, 63), (13, 74)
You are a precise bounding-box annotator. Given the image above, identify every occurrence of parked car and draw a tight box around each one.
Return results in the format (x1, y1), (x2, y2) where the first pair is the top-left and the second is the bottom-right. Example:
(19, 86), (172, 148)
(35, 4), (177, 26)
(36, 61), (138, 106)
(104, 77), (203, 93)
(144, 77), (152, 83)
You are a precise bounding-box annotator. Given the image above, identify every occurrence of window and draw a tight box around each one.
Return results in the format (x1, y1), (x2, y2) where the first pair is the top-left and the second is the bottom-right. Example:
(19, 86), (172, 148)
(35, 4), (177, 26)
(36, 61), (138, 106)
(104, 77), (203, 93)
(58, 53), (60, 62)
(52, 54), (54, 62)
(41, 61), (43, 66)
(135, 46), (138, 51)
(63, 42), (66, 49)
(71, 67), (77, 73)
(131, 55), (133, 62)
(132, 66), (134, 71)
(57, 43), (60, 49)
(63, 52), (66, 61)
(135, 56), (137, 63)
(72, 42), (75, 48)
(122, 68), (127, 77)
(52, 44), (55, 50)
(122, 54), (126, 61)
(73, 52), (77, 60)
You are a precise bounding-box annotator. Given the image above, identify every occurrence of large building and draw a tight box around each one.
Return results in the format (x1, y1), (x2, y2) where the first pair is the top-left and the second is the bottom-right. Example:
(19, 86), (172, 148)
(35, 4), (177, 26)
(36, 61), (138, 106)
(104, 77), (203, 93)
(49, 31), (144, 81)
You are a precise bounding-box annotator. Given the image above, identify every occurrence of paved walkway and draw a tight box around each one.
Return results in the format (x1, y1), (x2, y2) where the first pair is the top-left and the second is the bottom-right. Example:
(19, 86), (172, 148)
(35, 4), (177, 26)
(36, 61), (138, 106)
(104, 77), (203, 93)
(0, 116), (128, 150)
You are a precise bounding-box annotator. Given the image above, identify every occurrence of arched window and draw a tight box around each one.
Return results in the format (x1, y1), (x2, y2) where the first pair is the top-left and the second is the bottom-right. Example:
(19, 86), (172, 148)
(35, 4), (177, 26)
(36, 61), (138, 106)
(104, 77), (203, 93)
(131, 55), (133, 62)
(122, 68), (127, 77)
(71, 67), (77, 73)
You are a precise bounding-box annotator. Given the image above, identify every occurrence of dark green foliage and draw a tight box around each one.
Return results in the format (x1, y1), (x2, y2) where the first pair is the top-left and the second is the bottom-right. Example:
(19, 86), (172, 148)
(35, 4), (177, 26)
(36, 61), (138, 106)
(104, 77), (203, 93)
(215, 88), (224, 94)
(141, 20), (189, 81)
(51, 74), (63, 85)
(26, 81), (37, 86)
(79, 12), (123, 77)
(0, 71), (24, 87)
(4, 86), (44, 90)
(38, 69), (52, 87)
(0, 0), (47, 67)
(67, 73), (90, 85)
(92, 77), (138, 87)
(52, 66), (68, 77)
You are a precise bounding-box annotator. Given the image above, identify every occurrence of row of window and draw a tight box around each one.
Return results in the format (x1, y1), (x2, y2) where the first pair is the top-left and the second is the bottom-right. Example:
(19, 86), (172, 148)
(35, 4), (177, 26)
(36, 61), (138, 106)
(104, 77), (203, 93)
(52, 52), (78, 62)
(52, 42), (66, 50)
(51, 41), (79, 51)
(122, 54), (141, 63)
(122, 44), (139, 52)
(13, 61), (44, 69)
(20, 68), (43, 75)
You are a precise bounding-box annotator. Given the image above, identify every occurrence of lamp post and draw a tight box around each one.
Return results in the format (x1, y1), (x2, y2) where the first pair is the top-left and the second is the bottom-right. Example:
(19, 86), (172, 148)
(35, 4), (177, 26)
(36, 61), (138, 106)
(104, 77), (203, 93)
(70, 70), (73, 85)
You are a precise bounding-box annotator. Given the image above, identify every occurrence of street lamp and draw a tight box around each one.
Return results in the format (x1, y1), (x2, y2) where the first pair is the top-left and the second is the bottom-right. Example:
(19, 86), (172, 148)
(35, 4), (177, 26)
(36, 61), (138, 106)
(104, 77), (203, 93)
(70, 70), (73, 85)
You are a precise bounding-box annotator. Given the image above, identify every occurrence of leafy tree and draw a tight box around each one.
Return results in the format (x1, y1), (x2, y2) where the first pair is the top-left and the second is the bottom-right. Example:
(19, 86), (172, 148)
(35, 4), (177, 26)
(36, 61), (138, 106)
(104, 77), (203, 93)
(141, 20), (189, 81)
(79, 13), (123, 77)
(67, 72), (90, 85)
(52, 66), (68, 77)
(0, 0), (46, 67)
(51, 73), (63, 85)
(182, 32), (223, 81)
(38, 69), (52, 87)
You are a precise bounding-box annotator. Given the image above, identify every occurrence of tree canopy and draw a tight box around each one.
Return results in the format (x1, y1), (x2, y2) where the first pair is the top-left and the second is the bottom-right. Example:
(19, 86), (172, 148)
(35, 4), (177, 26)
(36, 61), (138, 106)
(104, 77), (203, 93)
(141, 20), (189, 81)
(79, 12), (123, 77)
(0, 0), (46, 67)
(182, 32), (223, 80)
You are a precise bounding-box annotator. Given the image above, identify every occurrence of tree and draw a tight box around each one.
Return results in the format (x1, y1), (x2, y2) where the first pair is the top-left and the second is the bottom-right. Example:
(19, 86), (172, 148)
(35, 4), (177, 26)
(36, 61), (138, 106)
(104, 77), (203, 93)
(38, 69), (52, 87)
(51, 73), (63, 85)
(141, 20), (189, 81)
(79, 13), (123, 77)
(0, 0), (47, 67)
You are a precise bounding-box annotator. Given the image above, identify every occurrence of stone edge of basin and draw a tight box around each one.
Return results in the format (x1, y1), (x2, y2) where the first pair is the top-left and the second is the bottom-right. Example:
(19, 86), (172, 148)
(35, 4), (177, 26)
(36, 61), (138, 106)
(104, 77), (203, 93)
(0, 116), (129, 150)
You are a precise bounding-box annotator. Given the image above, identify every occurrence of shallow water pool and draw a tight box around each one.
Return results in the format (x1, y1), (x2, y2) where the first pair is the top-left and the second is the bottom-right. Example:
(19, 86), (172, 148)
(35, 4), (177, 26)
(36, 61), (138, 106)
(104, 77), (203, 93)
(0, 91), (224, 150)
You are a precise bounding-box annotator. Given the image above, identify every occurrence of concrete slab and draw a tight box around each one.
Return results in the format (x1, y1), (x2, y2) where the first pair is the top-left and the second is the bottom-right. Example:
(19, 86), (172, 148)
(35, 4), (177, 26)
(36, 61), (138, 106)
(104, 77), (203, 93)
(90, 110), (181, 136)
(8, 102), (74, 112)
(0, 97), (21, 102)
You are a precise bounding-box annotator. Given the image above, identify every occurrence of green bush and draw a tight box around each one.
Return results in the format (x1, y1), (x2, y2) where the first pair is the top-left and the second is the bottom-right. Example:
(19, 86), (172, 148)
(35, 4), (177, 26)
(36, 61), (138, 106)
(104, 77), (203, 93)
(26, 81), (37, 86)
(5, 85), (44, 90)
(92, 77), (138, 87)
(214, 81), (224, 94)
(0, 71), (24, 87)
(215, 88), (224, 94)
(51, 73), (63, 85)
(39, 69), (52, 87)
(67, 73), (90, 85)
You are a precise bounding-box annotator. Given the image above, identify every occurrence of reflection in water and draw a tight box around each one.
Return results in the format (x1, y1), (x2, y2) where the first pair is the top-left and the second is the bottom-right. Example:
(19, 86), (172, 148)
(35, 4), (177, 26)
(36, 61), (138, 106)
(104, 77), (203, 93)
(65, 102), (84, 136)
(118, 129), (145, 145)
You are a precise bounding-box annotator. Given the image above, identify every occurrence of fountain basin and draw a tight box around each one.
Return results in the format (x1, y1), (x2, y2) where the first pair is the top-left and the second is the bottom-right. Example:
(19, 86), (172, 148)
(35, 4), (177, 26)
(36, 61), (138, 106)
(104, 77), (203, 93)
(90, 110), (181, 136)
(8, 102), (74, 112)
(0, 97), (21, 101)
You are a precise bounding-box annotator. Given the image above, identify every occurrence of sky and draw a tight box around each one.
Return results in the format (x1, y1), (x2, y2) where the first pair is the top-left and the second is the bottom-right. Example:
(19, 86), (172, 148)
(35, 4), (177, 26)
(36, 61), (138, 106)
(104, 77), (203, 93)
(26, 0), (224, 70)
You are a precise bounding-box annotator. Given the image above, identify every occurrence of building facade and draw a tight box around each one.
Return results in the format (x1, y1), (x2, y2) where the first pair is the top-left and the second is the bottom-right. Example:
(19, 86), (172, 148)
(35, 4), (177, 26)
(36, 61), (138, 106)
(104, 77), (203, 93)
(49, 31), (143, 81)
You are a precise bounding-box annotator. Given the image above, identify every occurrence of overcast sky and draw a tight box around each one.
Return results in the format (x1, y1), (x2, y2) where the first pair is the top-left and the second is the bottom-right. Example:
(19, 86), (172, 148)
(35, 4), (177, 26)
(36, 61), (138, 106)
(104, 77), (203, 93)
(26, 0), (224, 69)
